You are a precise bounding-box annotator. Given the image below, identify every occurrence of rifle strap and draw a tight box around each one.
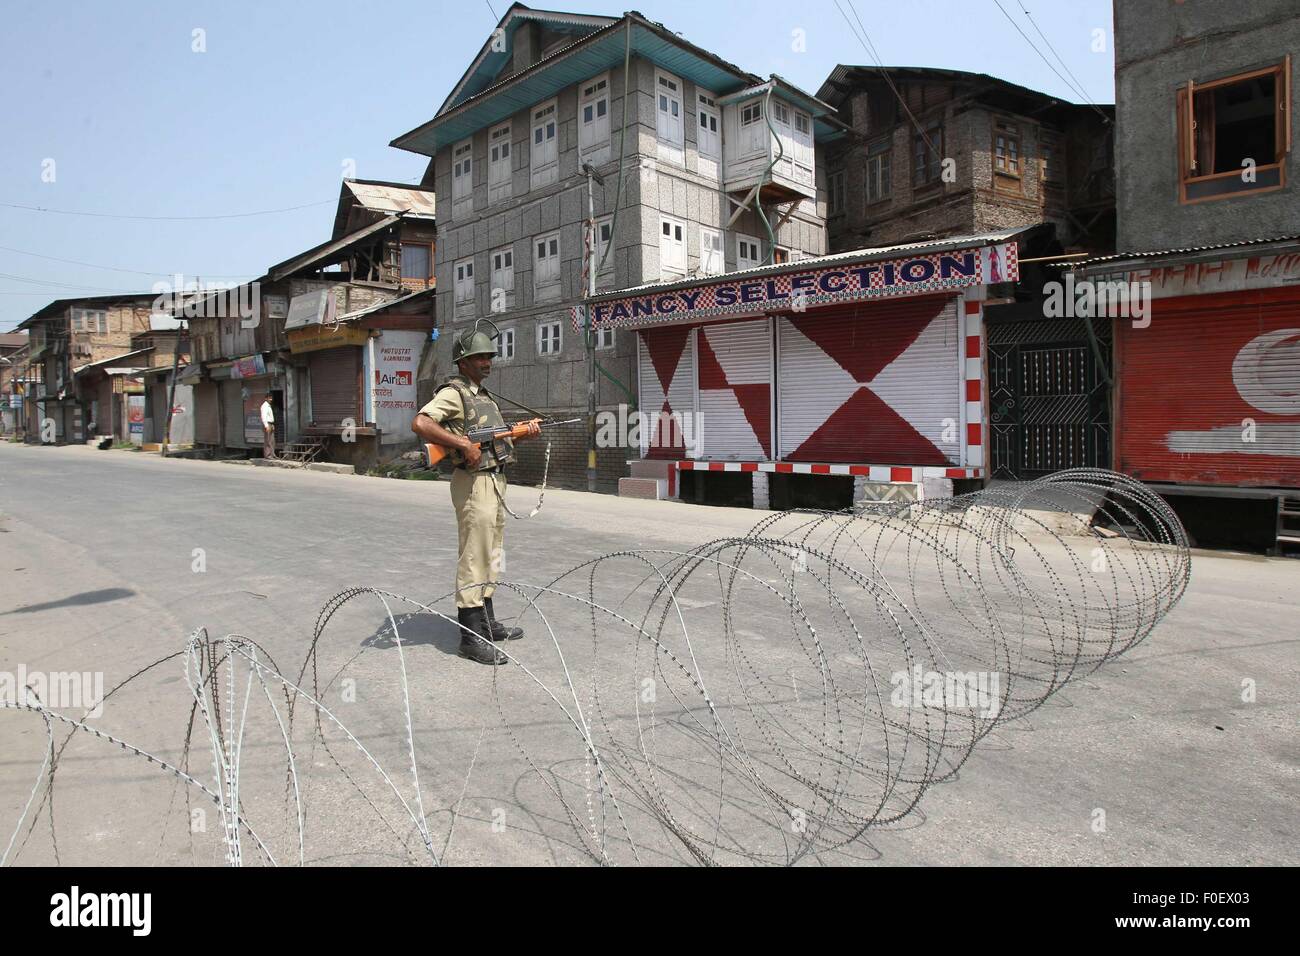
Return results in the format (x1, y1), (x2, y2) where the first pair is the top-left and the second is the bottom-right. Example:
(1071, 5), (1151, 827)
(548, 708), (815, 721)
(493, 439), (552, 519)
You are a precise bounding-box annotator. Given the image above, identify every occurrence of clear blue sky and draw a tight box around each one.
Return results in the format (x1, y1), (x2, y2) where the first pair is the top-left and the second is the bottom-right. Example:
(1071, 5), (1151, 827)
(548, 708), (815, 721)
(0, 0), (1114, 331)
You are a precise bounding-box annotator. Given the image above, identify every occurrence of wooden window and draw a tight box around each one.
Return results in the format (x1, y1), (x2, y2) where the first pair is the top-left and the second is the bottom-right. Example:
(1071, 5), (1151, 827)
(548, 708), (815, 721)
(537, 320), (562, 356)
(579, 74), (610, 156)
(993, 118), (1022, 194)
(913, 119), (944, 187)
(534, 232), (560, 299)
(737, 234), (762, 270)
(454, 258), (474, 302)
(740, 102), (763, 127)
(1178, 58), (1291, 203)
(595, 326), (615, 350)
(531, 99), (558, 188)
(659, 216), (685, 276)
(699, 226), (724, 275)
(400, 243), (431, 281)
(71, 308), (107, 333)
(1040, 131), (1065, 191)
(656, 71), (684, 162)
(867, 137), (892, 203)
(452, 139), (473, 208)
(697, 90), (721, 161)
(828, 169), (847, 215)
(594, 215), (614, 272)
(490, 246), (514, 294)
(495, 327), (515, 361)
(773, 247), (789, 265)
(488, 122), (511, 203)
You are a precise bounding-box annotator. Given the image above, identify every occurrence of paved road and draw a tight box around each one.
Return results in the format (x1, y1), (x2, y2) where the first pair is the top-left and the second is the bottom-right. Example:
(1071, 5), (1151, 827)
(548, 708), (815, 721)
(0, 442), (1295, 866)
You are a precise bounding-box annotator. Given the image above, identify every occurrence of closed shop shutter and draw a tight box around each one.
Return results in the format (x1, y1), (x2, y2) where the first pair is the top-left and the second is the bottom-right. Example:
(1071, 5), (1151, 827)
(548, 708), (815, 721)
(776, 294), (960, 464)
(697, 318), (772, 459)
(309, 347), (361, 426)
(149, 382), (168, 442)
(637, 325), (695, 458)
(1118, 287), (1300, 487)
(194, 381), (219, 444)
(222, 380), (247, 447)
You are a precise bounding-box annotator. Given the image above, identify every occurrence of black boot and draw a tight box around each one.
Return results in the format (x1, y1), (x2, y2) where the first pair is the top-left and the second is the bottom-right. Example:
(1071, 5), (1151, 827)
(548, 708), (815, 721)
(457, 606), (506, 665)
(484, 596), (524, 642)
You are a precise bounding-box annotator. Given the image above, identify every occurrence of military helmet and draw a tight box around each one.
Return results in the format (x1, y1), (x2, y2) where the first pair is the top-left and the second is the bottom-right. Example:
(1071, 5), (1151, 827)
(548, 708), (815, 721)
(452, 317), (502, 362)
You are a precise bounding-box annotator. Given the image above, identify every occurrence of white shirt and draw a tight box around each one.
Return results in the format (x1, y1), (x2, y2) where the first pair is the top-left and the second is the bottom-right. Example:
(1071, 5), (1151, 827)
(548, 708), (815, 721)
(260, 400), (274, 427)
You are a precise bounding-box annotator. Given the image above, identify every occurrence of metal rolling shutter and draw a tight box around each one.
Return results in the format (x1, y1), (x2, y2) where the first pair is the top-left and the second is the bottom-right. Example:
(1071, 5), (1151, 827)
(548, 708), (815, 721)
(194, 382), (219, 444)
(309, 347), (361, 426)
(697, 318), (772, 459)
(777, 295), (960, 464)
(637, 325), (696, 459)
(222, 380), (247, 447)
(1118, 288), (1300, 487)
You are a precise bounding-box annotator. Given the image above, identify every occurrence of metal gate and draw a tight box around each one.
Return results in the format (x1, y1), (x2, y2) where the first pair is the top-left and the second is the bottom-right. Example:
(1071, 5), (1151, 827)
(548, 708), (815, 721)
(987, 317), (1111, 479)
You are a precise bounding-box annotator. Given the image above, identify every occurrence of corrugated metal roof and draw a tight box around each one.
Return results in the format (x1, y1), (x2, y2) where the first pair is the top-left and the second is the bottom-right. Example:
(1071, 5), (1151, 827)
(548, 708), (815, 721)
(587, 228), (1028, 302)
(337, 286), (436, 322)
(343, 180), (436, 218)
(1057, 235), (1300, 270)
(392, 13), (840, 156)
(72, 347), (154, 375)
(0, 332), (28, 348)
(268, 214), (401, 282)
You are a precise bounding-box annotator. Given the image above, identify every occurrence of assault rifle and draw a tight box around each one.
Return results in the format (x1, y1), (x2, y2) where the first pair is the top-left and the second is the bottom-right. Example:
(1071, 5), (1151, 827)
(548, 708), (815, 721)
(424, 417), (581, 467)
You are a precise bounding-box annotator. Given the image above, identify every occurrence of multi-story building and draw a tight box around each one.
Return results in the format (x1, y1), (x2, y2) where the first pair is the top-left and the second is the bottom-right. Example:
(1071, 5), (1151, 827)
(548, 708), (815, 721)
(1066, 1), (1300, 553)
(390, 4), (841, 488)
(817, 65), (1119, 484)
(15, 293), (160, 444)
(184, 200), (435, 468)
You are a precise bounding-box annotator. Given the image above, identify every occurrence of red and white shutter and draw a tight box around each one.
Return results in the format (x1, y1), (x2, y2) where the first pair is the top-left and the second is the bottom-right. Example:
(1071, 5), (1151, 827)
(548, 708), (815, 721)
(776, 294), (961, 464)
(637, 325), (696, 459)
(697, 318), (772, 459)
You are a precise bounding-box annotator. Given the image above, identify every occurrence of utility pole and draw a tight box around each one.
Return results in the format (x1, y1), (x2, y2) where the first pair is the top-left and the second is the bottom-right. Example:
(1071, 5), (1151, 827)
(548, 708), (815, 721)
(582, 162), (604, 494)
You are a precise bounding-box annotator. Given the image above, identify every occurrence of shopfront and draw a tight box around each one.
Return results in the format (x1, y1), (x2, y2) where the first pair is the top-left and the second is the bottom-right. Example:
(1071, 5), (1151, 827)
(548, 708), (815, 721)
(584, 236), (1019, 507)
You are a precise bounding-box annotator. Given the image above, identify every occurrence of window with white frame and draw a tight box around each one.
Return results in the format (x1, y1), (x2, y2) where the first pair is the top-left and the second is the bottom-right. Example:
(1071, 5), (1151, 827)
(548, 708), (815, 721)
(490, 246), (514, 297)
(792, 109), (814, 177)
(537, 320), (562, 355)
(452, 139), (473, 210)
(488, 122), (512, 203)
(697, 91), (720, 161)
(867, 136), (892, 203)
(71, 308), (107, 333)
(737, 235), (762, 270)
(495, 327), (515, 361)
(739, 100), (766, 155)
(595, 326), (615, 350)
(534, 232), (560, 299)
(659, 216), (686, 276)
(579, 74), (610, 157)
(699, 226), (724, 275)
(655, 70), (684, 162)
(594, 215), (614, 272)
(454, 257), (475, 302)
(531, 99), (558, 187)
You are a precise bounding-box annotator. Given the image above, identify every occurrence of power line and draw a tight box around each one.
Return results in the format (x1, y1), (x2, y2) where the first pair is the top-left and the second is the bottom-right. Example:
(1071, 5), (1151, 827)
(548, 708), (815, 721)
(1016, 0), (1102, 106)
(834, 0), (942, 156)
(0, 243), (257, 280)
(0, 197), (337, 222)
(0, 271), (144, 293)
(989, 0), (1112, 123)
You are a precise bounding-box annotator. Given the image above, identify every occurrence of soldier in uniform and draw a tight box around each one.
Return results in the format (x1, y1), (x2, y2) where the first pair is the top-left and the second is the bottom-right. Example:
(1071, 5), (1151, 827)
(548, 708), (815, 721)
(411, 320), (539, 665)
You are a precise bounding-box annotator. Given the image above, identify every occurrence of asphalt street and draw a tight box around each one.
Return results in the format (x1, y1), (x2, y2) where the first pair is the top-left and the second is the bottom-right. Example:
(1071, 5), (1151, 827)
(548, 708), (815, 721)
(0, 441), (1295, 866)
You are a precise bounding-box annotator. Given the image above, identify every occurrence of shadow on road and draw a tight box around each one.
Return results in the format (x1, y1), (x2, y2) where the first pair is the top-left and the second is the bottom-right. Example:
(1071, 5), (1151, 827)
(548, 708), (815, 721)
(362, 611), (463, 657)
(2, 587), (136, 615)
